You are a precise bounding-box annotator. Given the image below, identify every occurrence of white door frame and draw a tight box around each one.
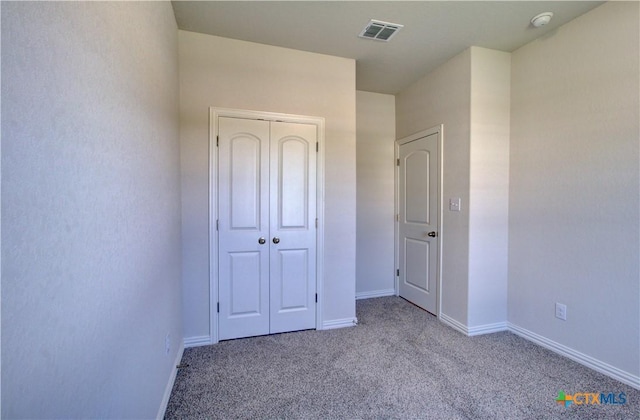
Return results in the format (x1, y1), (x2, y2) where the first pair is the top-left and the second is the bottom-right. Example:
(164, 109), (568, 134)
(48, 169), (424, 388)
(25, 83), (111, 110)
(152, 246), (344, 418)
(209, 107), (325, 344)
(394, 125), (444, 318)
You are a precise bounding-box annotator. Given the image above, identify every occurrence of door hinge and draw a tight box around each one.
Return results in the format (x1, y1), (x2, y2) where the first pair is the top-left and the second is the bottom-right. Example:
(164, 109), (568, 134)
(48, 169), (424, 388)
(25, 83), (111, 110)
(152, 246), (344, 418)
(216, 136), (219, 147)
(315, 218), (318, 228)
(396, 269), (400, 277)
(395, 214), (399, 222)
(217, 302), (220, 313)
(315, 293), (318, 303)
(396, 158), (400, 166)
(216, 219), (219, 231)
(316, 142), (319, 152)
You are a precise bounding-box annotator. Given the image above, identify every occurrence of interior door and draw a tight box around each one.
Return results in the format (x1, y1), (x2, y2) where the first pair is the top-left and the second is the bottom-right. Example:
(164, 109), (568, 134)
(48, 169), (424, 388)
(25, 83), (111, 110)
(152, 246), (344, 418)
(269, 122), (317, 334)
(218, 117), (317, 340)
(218, 117), (271, 340)
(398, 131), (439, 314)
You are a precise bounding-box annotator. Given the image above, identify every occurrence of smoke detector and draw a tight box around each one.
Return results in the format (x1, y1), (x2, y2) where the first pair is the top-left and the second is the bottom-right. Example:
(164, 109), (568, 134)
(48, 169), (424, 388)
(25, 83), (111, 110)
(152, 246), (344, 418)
(359, 19), (404, 42)
(531, 12), (553, 28)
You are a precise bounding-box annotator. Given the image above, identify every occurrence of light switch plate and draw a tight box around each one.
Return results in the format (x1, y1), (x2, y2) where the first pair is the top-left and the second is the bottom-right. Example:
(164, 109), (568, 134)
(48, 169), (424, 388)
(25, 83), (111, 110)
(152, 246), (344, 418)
(449, 197), (461, 212)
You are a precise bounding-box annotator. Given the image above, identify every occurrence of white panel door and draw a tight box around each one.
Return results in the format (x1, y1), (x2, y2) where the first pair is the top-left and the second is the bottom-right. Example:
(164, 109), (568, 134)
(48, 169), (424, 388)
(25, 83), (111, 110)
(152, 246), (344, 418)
(218, 117), (271, 340)
(269, 122), (317, 333)
(398, 132), (439, 314)
(218, 117), (316, 340)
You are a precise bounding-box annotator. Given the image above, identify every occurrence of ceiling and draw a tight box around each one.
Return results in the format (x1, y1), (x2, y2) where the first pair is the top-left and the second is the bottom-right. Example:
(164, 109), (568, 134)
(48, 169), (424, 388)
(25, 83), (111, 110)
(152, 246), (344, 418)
(171, 1), (603, 94)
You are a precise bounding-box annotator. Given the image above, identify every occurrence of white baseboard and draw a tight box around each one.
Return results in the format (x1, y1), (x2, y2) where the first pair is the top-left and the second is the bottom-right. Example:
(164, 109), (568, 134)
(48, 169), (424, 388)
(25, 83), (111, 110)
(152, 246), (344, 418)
(508, 322), (640, 390)
(439, 315), (638, 389)
(355, 289), (396, 300)
(322, 317), (358, 330)
(439, 313), (468, 335)
(439, 313), (507, 336)
(467, 322), (508, 336)
(184, 335), (211, 348)
(156, 342), (184, 420)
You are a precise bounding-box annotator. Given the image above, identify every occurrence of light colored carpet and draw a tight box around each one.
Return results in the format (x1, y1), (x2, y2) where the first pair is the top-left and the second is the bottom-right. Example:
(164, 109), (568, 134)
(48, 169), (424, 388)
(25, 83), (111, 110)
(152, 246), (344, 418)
(166, 296), (639, 419)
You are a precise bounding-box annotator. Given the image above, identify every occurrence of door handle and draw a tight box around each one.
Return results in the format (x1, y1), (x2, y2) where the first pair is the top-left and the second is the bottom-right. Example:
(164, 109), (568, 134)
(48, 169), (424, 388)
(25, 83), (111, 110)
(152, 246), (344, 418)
(272, 237), (280, 244)
(427, 231), (438, 238)
(258, 237), (266, 245)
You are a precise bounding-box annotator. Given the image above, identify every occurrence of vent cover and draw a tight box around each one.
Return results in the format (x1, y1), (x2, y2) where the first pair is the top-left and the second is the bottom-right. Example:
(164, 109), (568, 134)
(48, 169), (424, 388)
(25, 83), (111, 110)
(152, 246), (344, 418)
(359, 19), (404, 42)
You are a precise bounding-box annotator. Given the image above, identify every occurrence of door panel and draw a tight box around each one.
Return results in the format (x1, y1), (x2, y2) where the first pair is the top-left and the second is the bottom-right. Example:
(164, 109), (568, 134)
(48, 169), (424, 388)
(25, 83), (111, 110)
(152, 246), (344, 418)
(405, 151), (430, 224)
(228, 251), (264, 314)
(275, 249), (308, 310)
(398, 132), (439, 314)
(270, 248), (313, 333)
(404, 238), (430, 292)
(229, 136), (262, 229)
(269, 121), (316, 334)
(218, 117), (270, 340)
(279, 139), (308, 228)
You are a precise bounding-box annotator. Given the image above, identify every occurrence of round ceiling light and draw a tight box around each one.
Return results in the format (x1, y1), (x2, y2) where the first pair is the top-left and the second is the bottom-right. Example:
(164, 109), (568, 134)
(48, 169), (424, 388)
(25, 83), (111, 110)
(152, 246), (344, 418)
(531, 12), (554, 28)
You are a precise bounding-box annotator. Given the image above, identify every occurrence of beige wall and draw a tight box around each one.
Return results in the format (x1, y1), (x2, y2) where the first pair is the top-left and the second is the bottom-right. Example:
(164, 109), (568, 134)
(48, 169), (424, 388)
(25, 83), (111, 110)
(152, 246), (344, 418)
(396, 49), (472, 325)
(393, 0), (638, 386)
(178, 31), (357, 340)
(509, 1), (639, 380)
(356, 91), (396, 298)
(468, 48), (510, 329)
(396, 47), (510, 332)
(2, 2), (182, 417)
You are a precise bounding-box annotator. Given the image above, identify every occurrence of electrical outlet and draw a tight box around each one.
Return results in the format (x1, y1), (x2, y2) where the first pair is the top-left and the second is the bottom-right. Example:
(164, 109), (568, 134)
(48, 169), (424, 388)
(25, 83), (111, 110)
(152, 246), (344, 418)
(555, 303), (567, 321)
(165, 333), (171, 355)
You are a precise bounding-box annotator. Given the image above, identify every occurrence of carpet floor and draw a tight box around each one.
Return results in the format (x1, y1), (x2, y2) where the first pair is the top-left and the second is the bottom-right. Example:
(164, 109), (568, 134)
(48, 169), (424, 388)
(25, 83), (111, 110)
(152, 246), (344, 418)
(165, 296), (639, 419)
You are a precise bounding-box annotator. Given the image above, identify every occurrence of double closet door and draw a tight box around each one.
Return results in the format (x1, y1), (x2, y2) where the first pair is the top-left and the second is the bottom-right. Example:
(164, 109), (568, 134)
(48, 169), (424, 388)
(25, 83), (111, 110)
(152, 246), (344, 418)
(217, 117), (317, 341)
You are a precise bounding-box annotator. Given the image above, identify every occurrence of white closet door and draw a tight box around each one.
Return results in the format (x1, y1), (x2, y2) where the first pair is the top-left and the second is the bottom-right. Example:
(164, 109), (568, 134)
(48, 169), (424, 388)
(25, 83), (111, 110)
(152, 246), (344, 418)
(269, 121), (317, 334)
(218, 117), (316, 340)
(218, 117), (270, 340)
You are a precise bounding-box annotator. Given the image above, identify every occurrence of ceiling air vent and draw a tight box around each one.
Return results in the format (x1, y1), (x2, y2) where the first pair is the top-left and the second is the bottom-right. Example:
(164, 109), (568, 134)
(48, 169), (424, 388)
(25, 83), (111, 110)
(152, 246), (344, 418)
(359, 19), (404, 42)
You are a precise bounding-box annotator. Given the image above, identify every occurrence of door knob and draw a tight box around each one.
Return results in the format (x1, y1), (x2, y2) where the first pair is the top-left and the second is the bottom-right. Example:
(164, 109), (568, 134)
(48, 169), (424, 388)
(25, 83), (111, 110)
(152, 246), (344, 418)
(258, 237), (266, 244)
(427, 231), (438, 238)
(272, 237), (280, 244)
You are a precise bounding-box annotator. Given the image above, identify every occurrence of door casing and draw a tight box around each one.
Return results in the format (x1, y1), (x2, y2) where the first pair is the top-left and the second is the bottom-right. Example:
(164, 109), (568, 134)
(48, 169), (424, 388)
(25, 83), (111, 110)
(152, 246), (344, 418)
(209, 107), (325, 344)
(395, 125), (444, 318)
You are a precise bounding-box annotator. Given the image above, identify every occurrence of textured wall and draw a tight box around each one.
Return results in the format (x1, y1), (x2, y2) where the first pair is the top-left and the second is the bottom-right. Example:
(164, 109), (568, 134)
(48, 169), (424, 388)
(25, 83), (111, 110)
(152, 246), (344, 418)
(396, 47), (511, 331)
(356, 91), (396, 298)
(178, 31), (356, 340)
(1, 2), (182, 417)
(468, 48), (510, 329)
(395, 49), (472, 325)
(509, 1), (639, 378)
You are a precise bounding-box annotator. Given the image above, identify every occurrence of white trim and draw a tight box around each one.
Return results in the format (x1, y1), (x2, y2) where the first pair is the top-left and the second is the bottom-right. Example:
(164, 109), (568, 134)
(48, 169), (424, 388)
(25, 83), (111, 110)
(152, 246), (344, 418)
(439, 313), (469, 335)
(433, 312), (639, 389)
(394, 144), (398, 295)
(394, 125), (444, 317)
(183, 335), (212, 348)
(467, 322), (508, 336)
(209, 108), (325, 342)
(315, 116), (326, 335)
(156, 342), (184, 420)
(508, 323), (640, 390)
(322, 318), (358, 330)
(437, 125), (444, 319)
(209, 109), (219, 344)
(355, 289), (396, 300)
(440, 313), (507, 336)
